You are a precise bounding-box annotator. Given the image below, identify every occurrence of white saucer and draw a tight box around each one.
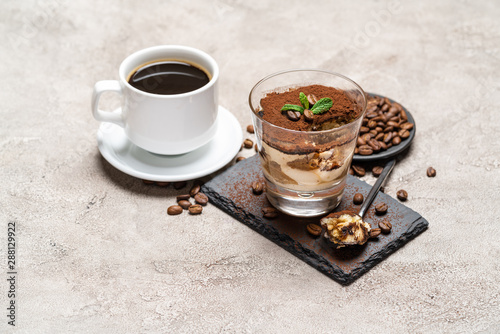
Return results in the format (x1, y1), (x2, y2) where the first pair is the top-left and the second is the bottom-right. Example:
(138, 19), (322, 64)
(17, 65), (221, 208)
(97, 106), (243, 182)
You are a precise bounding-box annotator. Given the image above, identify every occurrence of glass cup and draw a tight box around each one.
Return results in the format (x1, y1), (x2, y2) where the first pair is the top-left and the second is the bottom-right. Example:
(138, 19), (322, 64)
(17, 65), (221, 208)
(249, 69), (367, 217)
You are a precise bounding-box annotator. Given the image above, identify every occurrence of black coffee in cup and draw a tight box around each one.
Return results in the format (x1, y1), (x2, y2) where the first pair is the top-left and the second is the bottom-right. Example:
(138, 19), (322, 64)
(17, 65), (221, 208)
(127, 60), (210, 95)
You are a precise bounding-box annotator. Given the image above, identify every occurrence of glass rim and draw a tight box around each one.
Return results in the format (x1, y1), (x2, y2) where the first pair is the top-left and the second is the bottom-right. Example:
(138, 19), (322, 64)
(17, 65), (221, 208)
(248, 68), (367, 135)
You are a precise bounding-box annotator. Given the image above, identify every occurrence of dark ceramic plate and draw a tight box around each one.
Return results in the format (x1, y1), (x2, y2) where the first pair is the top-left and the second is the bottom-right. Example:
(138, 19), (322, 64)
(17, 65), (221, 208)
(352, 93), (416, 163)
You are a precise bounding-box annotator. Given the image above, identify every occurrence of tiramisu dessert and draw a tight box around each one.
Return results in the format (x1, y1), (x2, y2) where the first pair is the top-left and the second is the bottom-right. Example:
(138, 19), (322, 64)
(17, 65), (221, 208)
(255, 84), (363, 193)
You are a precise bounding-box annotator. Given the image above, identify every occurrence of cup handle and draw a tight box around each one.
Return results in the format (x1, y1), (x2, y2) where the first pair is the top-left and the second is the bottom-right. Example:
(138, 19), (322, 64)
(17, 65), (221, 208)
(92, 80), (125, 127)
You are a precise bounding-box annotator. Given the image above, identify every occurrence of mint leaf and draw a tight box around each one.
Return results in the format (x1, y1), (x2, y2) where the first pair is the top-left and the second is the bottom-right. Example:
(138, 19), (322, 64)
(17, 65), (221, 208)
(299, 92), (309, 109)
(311, 98), (333, 114)
(281, 104), (305, 113)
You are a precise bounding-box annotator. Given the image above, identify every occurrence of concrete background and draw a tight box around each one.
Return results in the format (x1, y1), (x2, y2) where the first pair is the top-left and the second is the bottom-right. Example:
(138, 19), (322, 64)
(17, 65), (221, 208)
(1, 0), (499, 333)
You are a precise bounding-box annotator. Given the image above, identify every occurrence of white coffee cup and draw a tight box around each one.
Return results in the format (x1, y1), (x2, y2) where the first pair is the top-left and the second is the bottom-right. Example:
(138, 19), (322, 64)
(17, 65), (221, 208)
(92, 45), (219, 155)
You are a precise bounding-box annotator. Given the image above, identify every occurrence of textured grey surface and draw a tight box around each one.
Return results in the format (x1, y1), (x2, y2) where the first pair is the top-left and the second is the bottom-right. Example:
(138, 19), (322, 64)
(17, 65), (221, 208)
(1, 0), (499, 333)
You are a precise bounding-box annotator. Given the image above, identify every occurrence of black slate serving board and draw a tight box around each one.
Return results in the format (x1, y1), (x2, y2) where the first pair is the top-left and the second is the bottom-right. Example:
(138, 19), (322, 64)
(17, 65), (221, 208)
(201, 155), (428, 285)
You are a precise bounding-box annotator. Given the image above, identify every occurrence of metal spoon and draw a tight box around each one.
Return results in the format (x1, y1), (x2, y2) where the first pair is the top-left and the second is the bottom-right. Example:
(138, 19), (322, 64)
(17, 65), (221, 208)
(321, 94), (416, 246)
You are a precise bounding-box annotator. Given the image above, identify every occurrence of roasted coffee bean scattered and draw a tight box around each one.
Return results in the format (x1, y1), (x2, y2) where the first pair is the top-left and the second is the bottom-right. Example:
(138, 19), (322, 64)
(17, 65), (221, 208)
(372, 166), (383, 177)
(189, 184), (201, 197)
(355, 94), (413, 156)
(286, 110), (301, 121)
(375, 203), (388, 215)
(352, 165), (366, 177)
(176, 194), (191, 201)
(397, 189), (408, 201)
(143, 179), (155, 184)
(307, 94), (318, 106)
(243, 139), (254, 149)
(246, 124), (254, 133)
(194, 192), (209, 205)
(254, 144), (258, 152)
(188, 204), (203, 215)
(379, 221), (392, 234)
(353, 193), (364, 205)
(236, 156), (246, 162)
(167, 205), (183, 215)
(262, 207), (279, 219)
(178, 200), (191, 210)
(251, 181), (264, 195)
(427, 167), (436, 177)
(369, 228), (382, 238)
(303, 109), (314, 122)
(173, 181), (187, 189)
(156, 182), (171, 187)
(306, 223), (322, 237)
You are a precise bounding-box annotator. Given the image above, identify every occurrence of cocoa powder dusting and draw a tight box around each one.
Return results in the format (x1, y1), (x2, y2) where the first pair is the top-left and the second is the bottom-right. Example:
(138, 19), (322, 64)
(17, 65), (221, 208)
(256, 85), (362, 154)
(259, 85), (359, 131)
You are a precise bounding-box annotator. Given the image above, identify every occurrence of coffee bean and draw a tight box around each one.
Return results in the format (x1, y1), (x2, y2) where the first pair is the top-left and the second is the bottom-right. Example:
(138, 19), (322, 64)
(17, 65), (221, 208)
(372, 166), (384, 177)
(400, 109), (408, 121)
(383, 132), (393, 143)
(189, 184), (201, 197)
(375, 203), (388, 215)
(178, 200), (191, 210)
(188, 204), (203, 215)
(167, 205), (183, 215)
(379, 221), (392, 234)
(306, 223), (322, 237)
(353, 193), (364, 205)
(286, 110), (301, 121)
(378, 141), (388, 150)
(357, 136), (366, 146)
(143, 179), (155, 185)
(369, 228), (382, 238)
(386, 121), (400, 128)
(400, 122), (414, 130)
(427, 167), (436, 177)
(367, 120), (377, 129)
(368, 139), (381, 152)
(194, 192), (209, 205)
(156, 182), (170, 187)
(173, 181), (187, 189)
(254, 143), (258, 152)
(352, 165), (366, 176)
(303, 109), (314, 122)
(236, 156), (246, 162)
(251, 181), (264, 195)
(262, 207), (279, 219)
(361, 133), (372, 142)
(392, 136), (402, 145)
(399, 129), (410, 139)
(358, 145), (373, 155)
(176, 194), (191, 201)
(307, 94), (318, 107)
(360, 126), (369, 134)
(397, 189), (408, 201)
(246, 124), (254, 133)
(384, 126), (394, 133)
(243, 139), (253, 149)
(349, 168), (354, 175)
